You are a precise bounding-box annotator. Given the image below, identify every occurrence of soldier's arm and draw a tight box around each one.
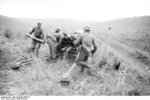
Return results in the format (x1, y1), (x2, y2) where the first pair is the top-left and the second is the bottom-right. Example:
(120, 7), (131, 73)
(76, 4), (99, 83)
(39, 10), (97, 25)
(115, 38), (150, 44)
(41, 30), (45, 39)
(29, 28), (34, 35)
(91, 38), (97, 54)
(58, 34), (63, 44)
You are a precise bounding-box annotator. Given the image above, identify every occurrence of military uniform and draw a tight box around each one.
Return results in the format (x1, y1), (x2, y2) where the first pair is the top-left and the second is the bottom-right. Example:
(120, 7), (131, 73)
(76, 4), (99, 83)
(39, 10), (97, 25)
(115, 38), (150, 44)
(46, 29), (63, 60)
(29, 26), (44, 56)
(74, 26), (97, 72)
(76, 33), (96, 61)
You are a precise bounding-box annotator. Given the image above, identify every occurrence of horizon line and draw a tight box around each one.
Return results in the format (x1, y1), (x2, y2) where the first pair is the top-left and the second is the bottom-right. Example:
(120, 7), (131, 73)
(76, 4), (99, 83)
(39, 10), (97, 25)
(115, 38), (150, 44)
(0, 14), (150, 23)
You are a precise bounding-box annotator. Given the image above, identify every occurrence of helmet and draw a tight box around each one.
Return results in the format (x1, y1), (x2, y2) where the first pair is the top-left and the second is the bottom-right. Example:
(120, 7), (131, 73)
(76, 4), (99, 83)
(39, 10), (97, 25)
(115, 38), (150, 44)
(37, 22), (42, 26)
(83, 26), (91, 31)
(55, 28), (61, 32)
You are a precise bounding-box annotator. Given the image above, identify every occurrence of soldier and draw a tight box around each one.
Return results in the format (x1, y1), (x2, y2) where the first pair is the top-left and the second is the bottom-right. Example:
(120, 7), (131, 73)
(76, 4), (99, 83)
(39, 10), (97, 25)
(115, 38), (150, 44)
(59, 26), (98, 83)
(29, 22), (44, 56)
(46, 28), (63, 61)
(74, 26), (97, 72)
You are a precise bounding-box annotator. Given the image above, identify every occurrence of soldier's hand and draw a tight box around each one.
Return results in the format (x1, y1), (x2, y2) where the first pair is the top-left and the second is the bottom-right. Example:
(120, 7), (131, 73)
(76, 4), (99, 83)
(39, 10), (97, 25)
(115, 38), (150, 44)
(41, 37), (46, 44)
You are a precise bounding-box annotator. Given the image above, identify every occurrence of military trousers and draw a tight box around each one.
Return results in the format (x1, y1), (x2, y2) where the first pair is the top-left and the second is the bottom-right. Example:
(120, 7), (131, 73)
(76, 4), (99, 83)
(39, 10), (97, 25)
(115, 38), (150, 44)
(31, 39), (41, 56)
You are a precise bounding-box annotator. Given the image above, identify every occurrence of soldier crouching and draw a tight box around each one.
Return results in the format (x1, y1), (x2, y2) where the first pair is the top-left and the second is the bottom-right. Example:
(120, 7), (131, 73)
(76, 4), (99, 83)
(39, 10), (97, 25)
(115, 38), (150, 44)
(46, 28), (63, 62)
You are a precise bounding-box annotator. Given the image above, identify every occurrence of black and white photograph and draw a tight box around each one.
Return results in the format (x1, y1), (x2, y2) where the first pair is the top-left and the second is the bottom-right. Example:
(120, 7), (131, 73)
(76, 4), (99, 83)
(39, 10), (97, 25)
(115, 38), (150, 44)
(0, 0), (150, 97)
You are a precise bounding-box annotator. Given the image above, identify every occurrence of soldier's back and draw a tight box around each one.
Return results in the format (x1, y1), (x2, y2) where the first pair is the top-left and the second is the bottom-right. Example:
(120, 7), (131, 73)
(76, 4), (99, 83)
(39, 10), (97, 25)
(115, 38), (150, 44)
(53, 32), (63, 43)
(81, 32), (94, 47)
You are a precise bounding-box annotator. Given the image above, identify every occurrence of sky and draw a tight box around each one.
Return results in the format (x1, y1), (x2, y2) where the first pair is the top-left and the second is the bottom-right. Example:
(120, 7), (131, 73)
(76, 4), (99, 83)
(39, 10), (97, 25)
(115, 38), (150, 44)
(0, 0), (150, 21)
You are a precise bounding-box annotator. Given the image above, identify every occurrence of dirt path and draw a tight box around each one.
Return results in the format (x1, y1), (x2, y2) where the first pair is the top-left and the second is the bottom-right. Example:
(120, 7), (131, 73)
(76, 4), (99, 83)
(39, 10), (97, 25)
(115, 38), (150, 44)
(106, 37), (150, 77)
(95, 34), (150, 76)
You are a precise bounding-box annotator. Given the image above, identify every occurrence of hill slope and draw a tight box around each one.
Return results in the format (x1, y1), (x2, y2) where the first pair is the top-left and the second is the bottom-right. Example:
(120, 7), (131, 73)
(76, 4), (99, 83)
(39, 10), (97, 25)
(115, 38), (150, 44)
(1, 15), (150, 96)
(91, 16), (150, 54)
(0, 15), (93, 34)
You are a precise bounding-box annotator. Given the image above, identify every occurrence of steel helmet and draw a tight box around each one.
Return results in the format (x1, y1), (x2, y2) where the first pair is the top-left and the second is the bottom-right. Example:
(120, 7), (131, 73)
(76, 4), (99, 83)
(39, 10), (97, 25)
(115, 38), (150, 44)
(55, 28), (61, 32)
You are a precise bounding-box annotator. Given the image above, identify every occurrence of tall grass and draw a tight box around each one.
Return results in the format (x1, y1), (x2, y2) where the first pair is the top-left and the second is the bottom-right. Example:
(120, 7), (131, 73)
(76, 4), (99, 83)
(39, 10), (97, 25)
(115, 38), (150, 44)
(0, 26), (150, 96)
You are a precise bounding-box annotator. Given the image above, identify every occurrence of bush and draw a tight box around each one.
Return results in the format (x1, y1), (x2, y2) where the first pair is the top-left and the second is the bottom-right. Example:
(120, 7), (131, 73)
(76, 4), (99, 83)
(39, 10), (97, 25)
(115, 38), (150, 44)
(4, 29), (13, 39)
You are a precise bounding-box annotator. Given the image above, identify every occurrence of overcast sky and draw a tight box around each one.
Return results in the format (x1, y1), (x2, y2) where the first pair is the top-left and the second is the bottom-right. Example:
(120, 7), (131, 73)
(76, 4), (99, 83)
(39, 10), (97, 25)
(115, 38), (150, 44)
(0, 0), (150, 21)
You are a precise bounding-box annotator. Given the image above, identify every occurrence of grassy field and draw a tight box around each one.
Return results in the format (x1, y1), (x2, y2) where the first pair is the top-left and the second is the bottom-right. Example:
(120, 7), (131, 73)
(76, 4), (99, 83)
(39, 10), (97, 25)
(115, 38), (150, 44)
(0, 15), (150, 96)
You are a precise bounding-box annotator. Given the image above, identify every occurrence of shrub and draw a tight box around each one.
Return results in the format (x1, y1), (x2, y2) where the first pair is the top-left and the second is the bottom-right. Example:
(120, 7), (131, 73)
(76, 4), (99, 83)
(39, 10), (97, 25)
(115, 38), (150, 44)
(4, 29), (12, 39)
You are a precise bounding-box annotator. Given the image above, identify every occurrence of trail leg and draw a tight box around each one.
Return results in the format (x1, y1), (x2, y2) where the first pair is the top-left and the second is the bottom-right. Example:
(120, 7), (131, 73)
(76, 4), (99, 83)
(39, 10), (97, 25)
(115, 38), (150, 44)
(61, 63), (77, 79)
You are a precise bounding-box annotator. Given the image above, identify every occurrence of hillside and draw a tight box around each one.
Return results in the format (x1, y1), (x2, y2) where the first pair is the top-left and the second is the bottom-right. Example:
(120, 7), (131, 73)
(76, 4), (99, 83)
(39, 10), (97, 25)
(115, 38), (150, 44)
(91, 16), (150, 54)
(1, 15), (150, 40)
(0, 15), (150, 96)
(0, 15), (93, 34)
(92, 16), (150, 32)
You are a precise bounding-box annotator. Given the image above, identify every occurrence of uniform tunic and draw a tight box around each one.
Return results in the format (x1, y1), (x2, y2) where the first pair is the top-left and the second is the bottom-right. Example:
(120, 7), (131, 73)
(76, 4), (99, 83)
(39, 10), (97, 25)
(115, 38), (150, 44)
(46, 32), (63, 59)
(75, 32), (97, 63)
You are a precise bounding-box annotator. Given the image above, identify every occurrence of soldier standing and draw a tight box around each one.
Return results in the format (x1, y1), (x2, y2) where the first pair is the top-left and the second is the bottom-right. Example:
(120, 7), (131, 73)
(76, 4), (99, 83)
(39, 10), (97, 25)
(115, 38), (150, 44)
(29, 22), (44, 56)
